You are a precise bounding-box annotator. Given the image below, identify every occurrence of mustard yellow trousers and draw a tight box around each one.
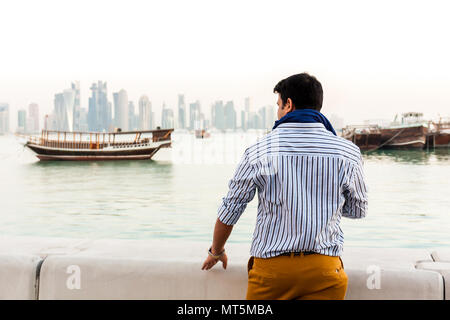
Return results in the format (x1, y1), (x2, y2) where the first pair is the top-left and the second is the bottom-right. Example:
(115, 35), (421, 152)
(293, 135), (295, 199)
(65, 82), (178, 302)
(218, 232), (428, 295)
(246, 253), (348, 300)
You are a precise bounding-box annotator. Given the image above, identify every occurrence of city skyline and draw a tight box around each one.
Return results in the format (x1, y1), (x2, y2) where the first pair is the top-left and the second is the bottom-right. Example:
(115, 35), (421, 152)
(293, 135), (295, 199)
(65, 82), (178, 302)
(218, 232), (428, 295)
(5, 81), (280, 134)
(4, 78), (449, 134)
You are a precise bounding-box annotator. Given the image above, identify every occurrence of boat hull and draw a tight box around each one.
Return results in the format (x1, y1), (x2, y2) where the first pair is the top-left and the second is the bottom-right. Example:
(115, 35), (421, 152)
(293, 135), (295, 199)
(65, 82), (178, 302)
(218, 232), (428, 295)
(434, 133), (450, 147)
(351, 133), (382, 151)
(26, 142), (171, 161)
(379, 125), (428, 149)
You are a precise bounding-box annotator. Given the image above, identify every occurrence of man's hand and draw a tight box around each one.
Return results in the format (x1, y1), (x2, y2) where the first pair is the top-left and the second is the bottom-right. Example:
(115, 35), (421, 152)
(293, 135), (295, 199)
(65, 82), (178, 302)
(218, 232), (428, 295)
(201, 252), (228, 270)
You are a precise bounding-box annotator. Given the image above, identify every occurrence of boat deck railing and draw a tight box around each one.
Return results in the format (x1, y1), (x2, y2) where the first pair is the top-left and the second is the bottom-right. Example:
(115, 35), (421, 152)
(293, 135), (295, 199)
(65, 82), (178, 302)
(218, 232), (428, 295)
(341, 125), (381, 138)
(26, 129), (173, 150)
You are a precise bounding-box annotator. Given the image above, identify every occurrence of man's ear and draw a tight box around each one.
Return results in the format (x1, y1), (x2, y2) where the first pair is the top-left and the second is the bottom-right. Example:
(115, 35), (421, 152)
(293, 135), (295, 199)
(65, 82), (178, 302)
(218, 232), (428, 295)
(286, 98), (294, 113)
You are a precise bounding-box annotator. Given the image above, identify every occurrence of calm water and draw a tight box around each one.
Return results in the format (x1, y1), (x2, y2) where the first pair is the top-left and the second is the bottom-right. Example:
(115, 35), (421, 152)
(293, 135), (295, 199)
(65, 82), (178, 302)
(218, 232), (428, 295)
(0, 133), (449, 248)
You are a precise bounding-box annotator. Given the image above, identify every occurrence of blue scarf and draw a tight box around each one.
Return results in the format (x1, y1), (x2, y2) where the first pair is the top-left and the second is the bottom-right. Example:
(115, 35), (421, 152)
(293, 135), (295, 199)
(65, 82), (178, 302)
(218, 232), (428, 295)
(272, 109), (336, 136)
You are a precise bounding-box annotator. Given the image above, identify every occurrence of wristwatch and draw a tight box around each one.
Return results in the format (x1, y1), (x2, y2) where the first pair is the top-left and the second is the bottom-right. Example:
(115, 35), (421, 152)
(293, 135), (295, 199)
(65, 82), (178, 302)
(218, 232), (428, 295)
(208, 247), (225, 259)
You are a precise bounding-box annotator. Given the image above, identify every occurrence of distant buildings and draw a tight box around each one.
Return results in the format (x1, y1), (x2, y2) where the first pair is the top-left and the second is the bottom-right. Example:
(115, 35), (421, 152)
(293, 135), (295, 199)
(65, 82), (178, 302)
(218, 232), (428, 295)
(88, 81), (111, 132)
(6, 82), (280, 134)
(0, 103), (10, 134)
(16, 104), (40, 134)
(128, 101), (139, 131)
(178, 94), (186, 129)
(71, 82), (81, 131)
(161, 102), (174, 129)
(139, 95), (153, 130)
(51, 83), (80, 132)
(189, 100), (208, 130)
(211, 100), (225, 130)
(18, 109), (27, 133)
(28, 103), (40, 133)
(212, 97), (274, 131)
(113, 89), (129, 131)
(240, 97), (252, 130)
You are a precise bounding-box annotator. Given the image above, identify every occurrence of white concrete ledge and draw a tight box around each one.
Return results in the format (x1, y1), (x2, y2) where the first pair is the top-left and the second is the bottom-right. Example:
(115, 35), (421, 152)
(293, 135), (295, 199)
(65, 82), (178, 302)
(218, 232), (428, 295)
(416, 261), (450, 300)
(0, 254), (42, 300)
(39, 257), (248, 300)
(37, 255), (444, 300)
(0, 236), (446, 300)
(345, 268), (444, 300)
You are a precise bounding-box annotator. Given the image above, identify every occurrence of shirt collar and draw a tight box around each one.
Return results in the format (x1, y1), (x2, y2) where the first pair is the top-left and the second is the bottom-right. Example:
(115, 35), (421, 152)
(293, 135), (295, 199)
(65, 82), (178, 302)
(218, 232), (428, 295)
(275, 122), (328, 130)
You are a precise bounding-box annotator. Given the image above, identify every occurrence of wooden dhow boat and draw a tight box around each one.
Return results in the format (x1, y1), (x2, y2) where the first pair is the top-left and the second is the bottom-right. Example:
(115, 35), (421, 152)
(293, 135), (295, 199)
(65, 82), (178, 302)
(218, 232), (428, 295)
(342, 112), (429, 151)
(24, 128), (174, 161)
(427, 118), (450, 148)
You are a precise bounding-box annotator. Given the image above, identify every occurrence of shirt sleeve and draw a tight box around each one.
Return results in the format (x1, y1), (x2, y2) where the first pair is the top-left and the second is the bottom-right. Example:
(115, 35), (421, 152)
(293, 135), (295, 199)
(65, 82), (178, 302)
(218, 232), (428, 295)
(342, 157), (368, 219)
(217, 149), (257, 225)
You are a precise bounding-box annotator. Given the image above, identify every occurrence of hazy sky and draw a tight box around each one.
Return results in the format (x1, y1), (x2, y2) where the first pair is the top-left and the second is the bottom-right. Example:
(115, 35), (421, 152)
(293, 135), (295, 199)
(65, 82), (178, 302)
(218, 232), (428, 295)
(1, 0), (449, 130)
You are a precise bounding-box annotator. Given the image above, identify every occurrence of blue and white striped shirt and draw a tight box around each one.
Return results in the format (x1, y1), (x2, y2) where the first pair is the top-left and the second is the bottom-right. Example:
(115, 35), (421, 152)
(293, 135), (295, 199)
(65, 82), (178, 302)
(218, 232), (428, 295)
(217, 122), (368, 257)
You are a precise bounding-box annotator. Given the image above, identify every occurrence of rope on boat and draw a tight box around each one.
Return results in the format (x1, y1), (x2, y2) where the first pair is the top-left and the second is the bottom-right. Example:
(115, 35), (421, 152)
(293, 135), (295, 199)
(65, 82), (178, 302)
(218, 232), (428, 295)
(365, 127), (407, 152)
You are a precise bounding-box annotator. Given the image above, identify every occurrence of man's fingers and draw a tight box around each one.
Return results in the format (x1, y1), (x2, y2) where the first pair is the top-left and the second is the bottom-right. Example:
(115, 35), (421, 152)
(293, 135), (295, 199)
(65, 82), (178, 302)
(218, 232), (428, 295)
(202, 258), (218, 270)
(221, 256), (228, 269)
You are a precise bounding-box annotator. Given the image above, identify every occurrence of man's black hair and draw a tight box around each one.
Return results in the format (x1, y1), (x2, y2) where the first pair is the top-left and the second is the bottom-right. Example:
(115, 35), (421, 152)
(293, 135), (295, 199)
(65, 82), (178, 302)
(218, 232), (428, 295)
(273, 73), (323, 111)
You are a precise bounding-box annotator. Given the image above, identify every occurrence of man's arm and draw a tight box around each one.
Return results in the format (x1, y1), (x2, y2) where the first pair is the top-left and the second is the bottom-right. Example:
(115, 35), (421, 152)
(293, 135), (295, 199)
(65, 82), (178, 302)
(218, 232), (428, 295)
(342, 159), (368, 219)
(202, 149), (257, 270)
(211, 218), (233, 254)
(201, 219), (233, 270)
(217, 149), (257, 225)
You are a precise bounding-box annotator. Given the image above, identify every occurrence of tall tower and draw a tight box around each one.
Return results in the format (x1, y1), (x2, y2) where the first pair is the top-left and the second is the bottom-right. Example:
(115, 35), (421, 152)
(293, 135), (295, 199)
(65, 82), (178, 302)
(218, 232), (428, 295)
(88, 81), (110, 132)
(113, 89), (129, 131)
(139, 95), (152, 130)
(71, 82), (81, 131)
(224, 101), (237, 130)
(178, 94), (186, 129)
(161, 102), (174, 129)
(189, 100), (201, 130)
(128, 101), (137, 131)
(28, 103), (39, 133)
(212, 100), (225, 130)
(18, 109), (27, 133)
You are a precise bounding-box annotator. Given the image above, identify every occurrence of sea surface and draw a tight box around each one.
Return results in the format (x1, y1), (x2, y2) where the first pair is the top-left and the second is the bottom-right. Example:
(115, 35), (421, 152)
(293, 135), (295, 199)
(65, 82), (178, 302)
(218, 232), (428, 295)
(0, 132), (449, 249)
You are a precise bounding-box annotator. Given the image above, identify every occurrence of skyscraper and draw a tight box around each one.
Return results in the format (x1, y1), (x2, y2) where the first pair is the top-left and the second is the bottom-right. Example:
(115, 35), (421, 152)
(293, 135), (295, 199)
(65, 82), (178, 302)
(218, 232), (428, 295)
(128, 101), (138, 131)
(241, 110), (247, 131)
(241, 97), (252, 130)
(224, 101), (237, 130)
(78, 109), (89, 132)
(63, 89), (76, 131)
(211, 100), (225, 130)
(88, 81), (110, 132)
(44, 114), (58, 131)
(161, 102), (174, 129)
(18, 109), (27, 133)
(178, 94), (186, 129)
(71, 82), (81, 131)
(139, 95), (152, 130)
(113, 89), (128, 131)
(28, 103), (39, 133)
(245, 97), (252, 113)
(264, 105), (276, 129)
(53, 93), (65, 131)
(53, 84), (77, 131)
(189, 100), (201, 130)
